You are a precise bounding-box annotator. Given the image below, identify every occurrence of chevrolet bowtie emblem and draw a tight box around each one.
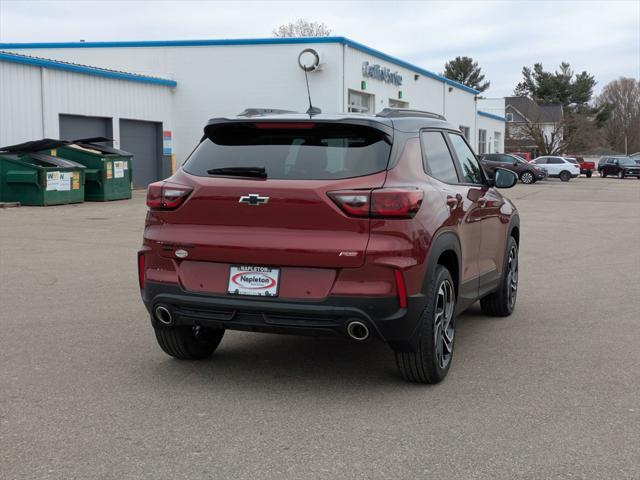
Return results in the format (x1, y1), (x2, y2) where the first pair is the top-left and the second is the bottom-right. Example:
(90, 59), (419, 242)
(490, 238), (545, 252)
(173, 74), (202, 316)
(239, 194), (269, 206)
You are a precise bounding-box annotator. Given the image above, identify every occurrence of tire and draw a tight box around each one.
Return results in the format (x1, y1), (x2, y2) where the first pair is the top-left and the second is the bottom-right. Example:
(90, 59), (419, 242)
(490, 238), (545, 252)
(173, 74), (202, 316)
(520, 171), (535, 184)
(601, 170), (606, 178)
(154, 324), (225, 360)
(394, 265), (456, 384)
(559, 170), (571, 182)
(586, 170), (592, 178)
(617, 170), (624, 179)
(480, 237), (518, 317)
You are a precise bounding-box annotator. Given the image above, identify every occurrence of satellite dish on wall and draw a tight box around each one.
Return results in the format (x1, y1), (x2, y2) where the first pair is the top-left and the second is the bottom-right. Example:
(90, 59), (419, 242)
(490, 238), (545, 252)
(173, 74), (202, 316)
(298, 48), (321, 72)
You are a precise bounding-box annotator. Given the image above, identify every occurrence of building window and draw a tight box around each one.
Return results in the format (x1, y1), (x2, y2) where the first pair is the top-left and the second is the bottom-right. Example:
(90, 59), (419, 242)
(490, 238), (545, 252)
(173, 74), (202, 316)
(494, 132), (502, 153)
(459, 125), (470, 140)
(506, 112), (514, 122)
(348, 90), (374, 113)
(478, 129), (487, 154)
(389, 99), (409, 108)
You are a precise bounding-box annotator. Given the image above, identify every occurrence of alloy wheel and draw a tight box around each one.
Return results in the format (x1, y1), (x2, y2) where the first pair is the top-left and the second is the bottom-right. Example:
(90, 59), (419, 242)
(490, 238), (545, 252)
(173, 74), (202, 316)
(433, 279), (455, 369)
(507, 245), (518, 309)
(521, 172), (534, 184)
(618, 171), (624, 179)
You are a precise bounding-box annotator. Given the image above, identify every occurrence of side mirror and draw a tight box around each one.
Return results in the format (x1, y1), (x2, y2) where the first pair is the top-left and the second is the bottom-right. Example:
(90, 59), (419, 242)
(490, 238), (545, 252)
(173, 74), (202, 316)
(513, 159), (518, 166)
(494, 168), (518, 188)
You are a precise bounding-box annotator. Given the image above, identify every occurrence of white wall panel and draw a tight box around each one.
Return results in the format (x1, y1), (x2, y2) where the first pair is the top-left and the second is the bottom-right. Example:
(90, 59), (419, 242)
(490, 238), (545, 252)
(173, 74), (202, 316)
(444, 86), (478, 149)
(0, 61), (172, 150)
(0, 62), (44, 145)
(478, 115), (506, 153)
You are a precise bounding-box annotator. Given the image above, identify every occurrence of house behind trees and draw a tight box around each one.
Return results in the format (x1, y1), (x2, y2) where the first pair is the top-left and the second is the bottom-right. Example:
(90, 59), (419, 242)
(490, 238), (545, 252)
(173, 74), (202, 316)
(505, 96), (563, 157)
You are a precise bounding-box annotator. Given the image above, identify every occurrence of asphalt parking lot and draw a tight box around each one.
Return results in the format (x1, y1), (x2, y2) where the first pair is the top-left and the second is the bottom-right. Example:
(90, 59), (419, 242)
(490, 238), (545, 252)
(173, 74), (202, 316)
(1, 177), (639, 479)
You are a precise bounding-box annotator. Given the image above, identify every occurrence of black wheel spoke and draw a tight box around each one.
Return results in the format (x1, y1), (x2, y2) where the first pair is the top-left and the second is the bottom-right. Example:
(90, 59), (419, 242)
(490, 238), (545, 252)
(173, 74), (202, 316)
(434, 278), (455, 369)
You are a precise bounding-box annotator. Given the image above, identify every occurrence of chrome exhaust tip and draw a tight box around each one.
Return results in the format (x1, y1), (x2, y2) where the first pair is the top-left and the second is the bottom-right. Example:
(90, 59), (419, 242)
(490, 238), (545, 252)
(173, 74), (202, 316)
(154, 305), (173, 326)
(346, 321), (370, 341)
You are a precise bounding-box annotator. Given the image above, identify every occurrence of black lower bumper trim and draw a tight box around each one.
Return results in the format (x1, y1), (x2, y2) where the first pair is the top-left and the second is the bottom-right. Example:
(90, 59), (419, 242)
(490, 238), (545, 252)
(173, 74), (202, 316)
(142, 282), (426, 349)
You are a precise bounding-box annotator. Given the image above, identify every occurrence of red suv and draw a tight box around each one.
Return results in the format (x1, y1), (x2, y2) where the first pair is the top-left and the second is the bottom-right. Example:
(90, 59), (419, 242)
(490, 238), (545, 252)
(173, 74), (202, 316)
(138, 108), (520, 383)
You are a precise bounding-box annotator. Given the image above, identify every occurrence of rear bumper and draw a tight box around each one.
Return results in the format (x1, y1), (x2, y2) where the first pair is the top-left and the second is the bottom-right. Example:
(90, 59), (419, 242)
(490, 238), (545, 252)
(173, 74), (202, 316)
(141, 281), (426, 350)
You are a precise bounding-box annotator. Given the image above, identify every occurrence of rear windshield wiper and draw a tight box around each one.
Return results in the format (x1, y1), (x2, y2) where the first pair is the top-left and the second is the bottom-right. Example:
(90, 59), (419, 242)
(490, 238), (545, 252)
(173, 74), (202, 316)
(206, 166), (267, 178)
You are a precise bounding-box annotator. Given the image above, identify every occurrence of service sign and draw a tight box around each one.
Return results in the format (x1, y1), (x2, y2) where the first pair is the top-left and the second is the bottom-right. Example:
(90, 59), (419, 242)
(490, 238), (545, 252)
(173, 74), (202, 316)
(227, 266), (280, 297)
(362, 61), (403, 86)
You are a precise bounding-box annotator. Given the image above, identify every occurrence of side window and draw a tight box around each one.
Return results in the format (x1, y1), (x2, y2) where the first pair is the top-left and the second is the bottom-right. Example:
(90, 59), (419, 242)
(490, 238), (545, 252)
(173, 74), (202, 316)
(448, 133), (484, 184)
(534, 157), (547, 164)
(500, 154), (515, 164)
(548, 157), (563, 164)
(420, 131), (459, 184)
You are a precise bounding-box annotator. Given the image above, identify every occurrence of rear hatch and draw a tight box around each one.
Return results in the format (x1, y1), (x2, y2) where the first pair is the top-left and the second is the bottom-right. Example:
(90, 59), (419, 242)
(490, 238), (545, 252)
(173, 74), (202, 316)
(146, 120), (393, 273)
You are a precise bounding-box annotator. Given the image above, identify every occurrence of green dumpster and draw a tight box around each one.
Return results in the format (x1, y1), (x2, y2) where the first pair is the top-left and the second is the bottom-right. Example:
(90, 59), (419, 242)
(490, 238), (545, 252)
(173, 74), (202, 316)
(50, 138), (133, 202)
(0, 151), (85, 206)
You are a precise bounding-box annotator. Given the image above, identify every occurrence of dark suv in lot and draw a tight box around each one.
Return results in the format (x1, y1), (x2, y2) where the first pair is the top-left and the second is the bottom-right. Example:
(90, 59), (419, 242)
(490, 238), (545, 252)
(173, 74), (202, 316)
(138, 109), (521, 384)
(598, 156), (640, 179)
(479, 153), (547, 184)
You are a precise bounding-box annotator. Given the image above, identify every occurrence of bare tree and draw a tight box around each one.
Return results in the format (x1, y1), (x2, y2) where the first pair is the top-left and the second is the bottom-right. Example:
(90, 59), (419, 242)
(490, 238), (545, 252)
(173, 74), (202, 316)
(596, 78), (640, 154)
(508, 112), (603, 155)
(273, 19), (332, 37)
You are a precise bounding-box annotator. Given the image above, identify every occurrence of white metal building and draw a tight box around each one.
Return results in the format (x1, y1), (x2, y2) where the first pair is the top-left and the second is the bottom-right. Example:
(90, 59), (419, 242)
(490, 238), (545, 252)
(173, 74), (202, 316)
(1, 37), (502, 185)
(477, 98), (506, 155)
(0, 51), (175, 185)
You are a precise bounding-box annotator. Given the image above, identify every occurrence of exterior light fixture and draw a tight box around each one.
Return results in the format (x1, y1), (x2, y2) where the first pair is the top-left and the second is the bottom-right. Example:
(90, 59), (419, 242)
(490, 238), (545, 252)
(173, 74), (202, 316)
(298, 48), (321, 72)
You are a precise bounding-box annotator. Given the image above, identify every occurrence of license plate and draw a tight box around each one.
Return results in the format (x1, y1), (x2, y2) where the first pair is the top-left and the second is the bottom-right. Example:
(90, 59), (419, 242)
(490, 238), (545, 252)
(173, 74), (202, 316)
(227, 265), (280, 297)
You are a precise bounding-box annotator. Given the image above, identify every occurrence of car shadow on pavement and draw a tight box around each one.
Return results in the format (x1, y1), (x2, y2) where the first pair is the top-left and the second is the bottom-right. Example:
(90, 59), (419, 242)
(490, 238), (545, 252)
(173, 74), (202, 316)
(140, 303), (511, 393)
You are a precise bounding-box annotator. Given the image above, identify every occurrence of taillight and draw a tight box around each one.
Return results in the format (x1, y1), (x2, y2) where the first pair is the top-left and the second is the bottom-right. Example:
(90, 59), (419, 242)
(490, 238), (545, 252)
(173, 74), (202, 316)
(137, 253), (146, 289)
(371, 188), (423, 218)
(327, 190), (370, 217)
(146, 181), (193, 210)
(328, 188), (423, 219)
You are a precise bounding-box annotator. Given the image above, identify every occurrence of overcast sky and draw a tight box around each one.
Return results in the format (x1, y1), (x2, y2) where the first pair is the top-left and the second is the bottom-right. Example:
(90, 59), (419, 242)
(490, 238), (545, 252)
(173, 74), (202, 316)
(0, 0), (638, 97)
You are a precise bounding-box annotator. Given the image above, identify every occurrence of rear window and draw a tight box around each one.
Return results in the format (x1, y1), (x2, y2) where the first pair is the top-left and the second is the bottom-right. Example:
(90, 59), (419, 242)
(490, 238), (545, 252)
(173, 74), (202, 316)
(183, 123), (392, 180)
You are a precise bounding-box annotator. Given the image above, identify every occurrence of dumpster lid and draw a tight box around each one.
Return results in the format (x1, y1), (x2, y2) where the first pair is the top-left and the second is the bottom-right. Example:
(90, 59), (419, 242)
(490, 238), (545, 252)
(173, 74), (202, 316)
(26, 152), (86, 169)
(72, 137), (133, 157)
(0, 138), (70, 153)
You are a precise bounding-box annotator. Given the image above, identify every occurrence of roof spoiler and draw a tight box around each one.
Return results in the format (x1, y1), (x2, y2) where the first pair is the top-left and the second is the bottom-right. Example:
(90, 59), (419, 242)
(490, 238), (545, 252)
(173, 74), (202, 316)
(237, 108), (299, 117)
(377, 108), (446, 120)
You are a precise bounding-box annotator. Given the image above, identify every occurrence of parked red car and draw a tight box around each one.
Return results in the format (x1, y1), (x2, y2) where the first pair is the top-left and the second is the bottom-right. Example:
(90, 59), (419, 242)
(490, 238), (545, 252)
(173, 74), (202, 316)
(566, 156), (595, 177)
(509, 151), (532, 161)
(138, 108), (521, 384)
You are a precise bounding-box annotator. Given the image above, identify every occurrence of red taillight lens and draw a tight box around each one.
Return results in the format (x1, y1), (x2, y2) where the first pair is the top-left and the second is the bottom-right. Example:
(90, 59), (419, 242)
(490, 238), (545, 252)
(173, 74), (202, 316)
(394, 270), (408, 308)
(371, 188), (423, 218)
(146, 181), (193, 210)
(137, 253), (146, 289)
(328, 188), (423, 219)
(328, 190), (371, 217)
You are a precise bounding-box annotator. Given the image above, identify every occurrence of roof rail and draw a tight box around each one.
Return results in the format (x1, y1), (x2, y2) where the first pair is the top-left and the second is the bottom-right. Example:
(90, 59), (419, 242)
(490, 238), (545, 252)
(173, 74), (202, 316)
(377, 108), (446, 120)
(237, 108), (298, 117)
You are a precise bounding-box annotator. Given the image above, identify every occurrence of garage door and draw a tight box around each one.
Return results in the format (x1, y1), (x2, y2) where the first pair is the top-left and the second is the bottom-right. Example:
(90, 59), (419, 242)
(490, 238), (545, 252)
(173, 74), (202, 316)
(119, 119), (162, 187)
(59, 114), (113, 141)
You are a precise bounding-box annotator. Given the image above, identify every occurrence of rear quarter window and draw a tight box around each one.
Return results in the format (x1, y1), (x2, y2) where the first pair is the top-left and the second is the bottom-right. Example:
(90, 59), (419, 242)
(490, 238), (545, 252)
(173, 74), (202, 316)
(420, 131), (459, 184)
(182, 123), (392, 180)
